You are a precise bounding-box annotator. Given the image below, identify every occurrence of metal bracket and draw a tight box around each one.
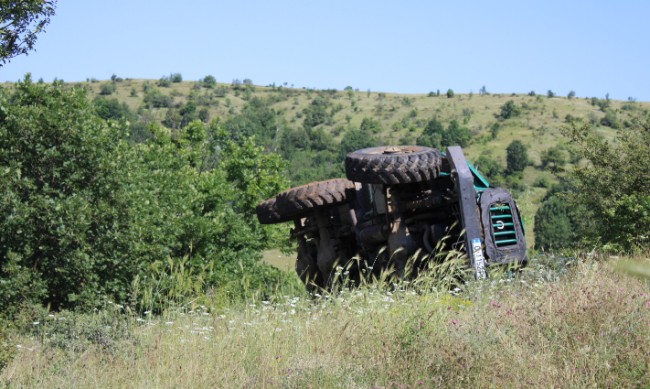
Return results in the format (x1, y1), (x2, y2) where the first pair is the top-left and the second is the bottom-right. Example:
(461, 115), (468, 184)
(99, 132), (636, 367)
(446, 146), (487, 279)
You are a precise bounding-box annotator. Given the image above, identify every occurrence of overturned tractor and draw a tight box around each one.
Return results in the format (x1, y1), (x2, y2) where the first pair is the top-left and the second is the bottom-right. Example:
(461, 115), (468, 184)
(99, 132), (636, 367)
(257, 145), (527, 290)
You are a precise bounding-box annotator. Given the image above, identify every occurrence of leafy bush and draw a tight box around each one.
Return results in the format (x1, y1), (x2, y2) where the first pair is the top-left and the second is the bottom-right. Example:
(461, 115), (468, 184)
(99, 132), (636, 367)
(202, 75), (217, 88)
(474, 155), (504, 181)
(302, 96), (332, 130)
(534, 182), (586, 251)
(0, 321), (15, 372)
(143, 87), (173, 108)
(561, 116), (650, 251)
(505, 140), (528, 174)
(417, 116), (444, 148)
(540, 145), (568, 172)
(99, 82), (116, 95)
(496, 100), (521, 120)
(0, 76), (136, 311)
(0, 77), (294, 316)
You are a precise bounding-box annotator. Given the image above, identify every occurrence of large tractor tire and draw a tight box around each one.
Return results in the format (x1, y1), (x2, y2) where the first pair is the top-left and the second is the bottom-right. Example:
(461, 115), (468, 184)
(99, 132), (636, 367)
(276, 178), (356, 218)
(255, 197), (293, 224)
(345, 145), (442, 185)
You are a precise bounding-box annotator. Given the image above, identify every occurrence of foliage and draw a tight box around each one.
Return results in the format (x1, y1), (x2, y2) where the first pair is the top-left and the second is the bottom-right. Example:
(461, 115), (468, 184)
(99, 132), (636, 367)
(359, 117), (383, 134)
(224, 97), (280, 145)
(202, 75), (216, 88)
(505, 140), (528, 174)
(416, 117), (469, 148)
(474, 154), (504, 181)
(600, 108), (620, 129)
(0, 76), (133, 312)
(534, 182), (586, 250)
(561, 117), (650, 251)
(303, 96), (332, 130)
(446, 89), (454, 98)
(540, 144), (567, 172)
(0, 77), (295, 316)
(339, 127), (377, 159)
(0, 0), (57, 65)
(443, 119), (471, 147)
(416, 116), (444, 148)
(496, 100), (521, 120)
(142, 87), (173, 108)
(93, 97), (135, 122)
(99, 82), (116, 95)
(0, 319), (14, 372)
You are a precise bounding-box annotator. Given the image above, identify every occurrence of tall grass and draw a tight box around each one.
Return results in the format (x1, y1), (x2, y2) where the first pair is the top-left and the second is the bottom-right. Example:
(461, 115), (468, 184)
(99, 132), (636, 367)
(2, 255), (649, 388)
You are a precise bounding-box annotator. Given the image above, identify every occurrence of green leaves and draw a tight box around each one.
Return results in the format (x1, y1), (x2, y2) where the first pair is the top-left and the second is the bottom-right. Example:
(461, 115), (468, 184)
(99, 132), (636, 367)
(0, 0), (57, 65)
(558, 116), (650, 251)
(0, 77), (293, 314)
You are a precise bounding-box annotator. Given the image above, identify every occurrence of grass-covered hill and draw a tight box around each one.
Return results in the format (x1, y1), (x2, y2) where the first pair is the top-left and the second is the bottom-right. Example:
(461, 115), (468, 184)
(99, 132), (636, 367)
(22, 76), (646, 246)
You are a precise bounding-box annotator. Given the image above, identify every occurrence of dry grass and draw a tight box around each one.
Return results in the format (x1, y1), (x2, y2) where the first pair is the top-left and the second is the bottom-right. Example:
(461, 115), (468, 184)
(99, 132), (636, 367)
(2, 256), (649, 388)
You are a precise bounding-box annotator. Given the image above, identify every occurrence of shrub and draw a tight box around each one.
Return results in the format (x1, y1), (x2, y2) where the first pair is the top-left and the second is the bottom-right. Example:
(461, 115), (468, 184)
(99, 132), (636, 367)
(0, 77), (293, 315)
(99, 82), (116, 95)
(496, 100), (521, 120)
(505, 140), (528, 174)
(561, 117), (650, 251)
(534, 181), (588, 251)
(0, 76), (134, 311)
(202, 75), (217, 88)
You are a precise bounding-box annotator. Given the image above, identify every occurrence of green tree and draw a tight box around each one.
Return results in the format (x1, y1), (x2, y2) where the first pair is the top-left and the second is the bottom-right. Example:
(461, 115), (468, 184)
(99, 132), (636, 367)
(417, 116), (444, 148)
(0, 77), (295, 314)
(224, 97), (279, 145)
(496, 100), (521, 120)
(506, 140), (528, 174)
(600, 109), (620, 129)
(443, 119), (471, 147)
(446, 89), (455, 98)
(202, 75), (216, 88)
(359, 117), (383, 134)
(561, 117), (650, 251)
(0, 76), (134, 311)
(0, 0), (57, 65)
(93, 97), (134, 122)
(534, 182), (586, 251)
(339, 127), (377, 158)
(540, 145), (567, 172)
(99, 82), (116, 95)
(475, 155), (504, 180)
(303, 96), (332, 130)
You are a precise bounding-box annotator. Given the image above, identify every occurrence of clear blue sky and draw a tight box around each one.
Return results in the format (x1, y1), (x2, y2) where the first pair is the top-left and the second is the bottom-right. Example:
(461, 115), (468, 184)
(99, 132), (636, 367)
(2, 0), (649, 101)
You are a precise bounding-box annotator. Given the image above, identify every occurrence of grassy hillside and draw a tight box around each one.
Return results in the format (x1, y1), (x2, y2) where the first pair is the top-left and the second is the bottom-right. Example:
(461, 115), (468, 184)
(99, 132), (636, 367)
(5, 77), (647, 246)
(2, 256), (648, 387)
